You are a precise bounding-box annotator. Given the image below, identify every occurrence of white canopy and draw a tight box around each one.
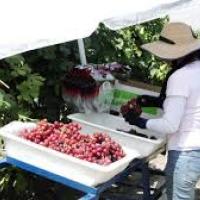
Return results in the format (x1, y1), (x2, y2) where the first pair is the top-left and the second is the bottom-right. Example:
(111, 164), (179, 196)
(170, 3), (200, 30)
(0, 0), (199, 60)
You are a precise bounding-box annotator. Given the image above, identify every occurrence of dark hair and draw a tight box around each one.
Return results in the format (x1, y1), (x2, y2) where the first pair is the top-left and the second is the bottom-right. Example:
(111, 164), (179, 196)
(159, 49), (200, 106)
(171, 49), (200, 68)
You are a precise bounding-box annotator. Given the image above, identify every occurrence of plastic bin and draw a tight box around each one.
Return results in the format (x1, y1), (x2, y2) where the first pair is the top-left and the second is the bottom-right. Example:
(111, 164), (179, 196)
(68, 113), (166, 157)
(0, 121), (140, 186)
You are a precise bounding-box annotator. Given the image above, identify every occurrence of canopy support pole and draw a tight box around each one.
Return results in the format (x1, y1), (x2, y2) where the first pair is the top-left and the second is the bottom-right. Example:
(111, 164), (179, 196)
(78, 39), (87, 65)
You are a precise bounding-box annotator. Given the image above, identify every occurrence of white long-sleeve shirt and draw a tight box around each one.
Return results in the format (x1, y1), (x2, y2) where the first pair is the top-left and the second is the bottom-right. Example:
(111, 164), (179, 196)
(147, 96), (186, 136)
(146, 61), (200, 151)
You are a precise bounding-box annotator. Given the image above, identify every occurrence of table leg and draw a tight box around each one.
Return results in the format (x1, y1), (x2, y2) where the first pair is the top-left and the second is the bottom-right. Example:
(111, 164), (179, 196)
(142, 162), (151, 200)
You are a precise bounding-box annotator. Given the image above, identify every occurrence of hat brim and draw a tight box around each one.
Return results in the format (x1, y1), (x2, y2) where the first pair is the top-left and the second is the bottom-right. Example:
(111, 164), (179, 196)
(141, 40), (200, 60)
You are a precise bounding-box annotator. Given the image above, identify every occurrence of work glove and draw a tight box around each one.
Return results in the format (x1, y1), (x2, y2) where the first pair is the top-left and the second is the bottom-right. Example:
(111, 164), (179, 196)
(137, 95), (163, 108)
(124, 109), (148, 129)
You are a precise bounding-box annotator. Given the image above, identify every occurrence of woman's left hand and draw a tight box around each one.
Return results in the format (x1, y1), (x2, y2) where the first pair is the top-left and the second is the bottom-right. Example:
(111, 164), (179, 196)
(124, 110), (148, 129)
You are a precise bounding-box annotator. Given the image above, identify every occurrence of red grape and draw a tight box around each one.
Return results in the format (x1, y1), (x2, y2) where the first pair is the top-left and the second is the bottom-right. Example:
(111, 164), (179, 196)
(20, 120), (126, 165)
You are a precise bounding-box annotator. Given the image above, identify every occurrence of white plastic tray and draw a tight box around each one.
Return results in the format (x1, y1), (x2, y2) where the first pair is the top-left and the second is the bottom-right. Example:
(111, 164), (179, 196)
(68, 113), (166, 157)
(0, 121), (140, 187)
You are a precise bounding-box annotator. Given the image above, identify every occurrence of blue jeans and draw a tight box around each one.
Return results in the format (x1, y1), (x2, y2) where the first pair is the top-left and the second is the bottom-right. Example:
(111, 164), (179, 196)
(165, 150), (200, 200)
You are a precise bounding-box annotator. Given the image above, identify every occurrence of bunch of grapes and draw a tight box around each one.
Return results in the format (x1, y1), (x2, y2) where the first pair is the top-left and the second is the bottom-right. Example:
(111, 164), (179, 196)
(120, 98), (142, 119)
(20, 120), (125, 165)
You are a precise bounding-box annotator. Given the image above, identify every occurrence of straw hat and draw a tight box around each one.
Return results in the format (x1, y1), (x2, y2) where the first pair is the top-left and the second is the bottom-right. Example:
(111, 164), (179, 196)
(141, 22), (200, 60)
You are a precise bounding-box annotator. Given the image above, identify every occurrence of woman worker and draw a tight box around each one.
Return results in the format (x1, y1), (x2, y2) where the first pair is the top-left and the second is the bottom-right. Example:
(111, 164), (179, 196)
(123, 22), (200, 200)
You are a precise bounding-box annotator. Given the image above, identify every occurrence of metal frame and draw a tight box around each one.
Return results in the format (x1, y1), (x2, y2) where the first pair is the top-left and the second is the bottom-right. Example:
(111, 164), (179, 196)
(78, 39), (87, 65)
(0, 154), (165, 200)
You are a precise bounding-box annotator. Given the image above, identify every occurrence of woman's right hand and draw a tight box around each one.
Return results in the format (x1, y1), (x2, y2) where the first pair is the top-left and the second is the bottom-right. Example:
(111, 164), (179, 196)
(137, 95), (148, 106)
(137, 95), (162, 107)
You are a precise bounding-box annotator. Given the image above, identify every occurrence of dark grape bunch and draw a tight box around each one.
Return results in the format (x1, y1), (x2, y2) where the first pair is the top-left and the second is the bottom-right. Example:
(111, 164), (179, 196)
(120, 98), (142, 119)
(20, 120), (125, 165)
(62, 68), (99, 98)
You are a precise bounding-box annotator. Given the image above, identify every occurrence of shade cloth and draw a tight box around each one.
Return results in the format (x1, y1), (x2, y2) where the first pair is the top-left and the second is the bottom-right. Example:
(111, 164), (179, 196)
(0, 0), (198, 59)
